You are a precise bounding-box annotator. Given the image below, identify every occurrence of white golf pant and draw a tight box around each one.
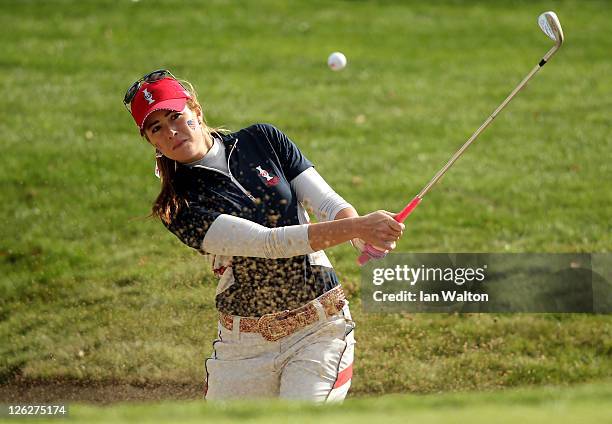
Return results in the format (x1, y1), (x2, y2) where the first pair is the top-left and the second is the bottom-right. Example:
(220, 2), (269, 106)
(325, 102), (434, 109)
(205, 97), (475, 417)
(204, 303), (355, 402)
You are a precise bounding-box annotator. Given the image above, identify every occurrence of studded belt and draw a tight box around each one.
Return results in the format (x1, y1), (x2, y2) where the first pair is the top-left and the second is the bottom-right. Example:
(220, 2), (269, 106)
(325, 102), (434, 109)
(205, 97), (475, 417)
(219, 286), (346, 341)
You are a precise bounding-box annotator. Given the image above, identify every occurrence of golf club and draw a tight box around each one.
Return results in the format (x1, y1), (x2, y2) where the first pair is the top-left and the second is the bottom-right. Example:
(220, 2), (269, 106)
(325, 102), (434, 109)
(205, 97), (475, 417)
(358, 11), (565, 266)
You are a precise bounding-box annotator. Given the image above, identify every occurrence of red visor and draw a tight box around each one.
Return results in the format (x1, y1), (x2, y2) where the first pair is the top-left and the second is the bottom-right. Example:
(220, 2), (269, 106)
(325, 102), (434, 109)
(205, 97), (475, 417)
(129, 77), (191, 133)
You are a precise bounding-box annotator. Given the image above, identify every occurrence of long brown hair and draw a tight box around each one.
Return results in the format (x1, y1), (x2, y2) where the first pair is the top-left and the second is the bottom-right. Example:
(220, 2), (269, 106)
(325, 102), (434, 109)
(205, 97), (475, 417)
(149, 80), (228, 224)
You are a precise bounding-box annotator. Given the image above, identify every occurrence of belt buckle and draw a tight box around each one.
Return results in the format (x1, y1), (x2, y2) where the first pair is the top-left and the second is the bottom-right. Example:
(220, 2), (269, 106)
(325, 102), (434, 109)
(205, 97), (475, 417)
(258, 310), (291, 341)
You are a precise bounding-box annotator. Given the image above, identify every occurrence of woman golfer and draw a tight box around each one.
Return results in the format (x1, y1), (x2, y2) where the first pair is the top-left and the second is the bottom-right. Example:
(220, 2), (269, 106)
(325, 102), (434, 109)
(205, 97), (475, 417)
(123, 70), (404, 401)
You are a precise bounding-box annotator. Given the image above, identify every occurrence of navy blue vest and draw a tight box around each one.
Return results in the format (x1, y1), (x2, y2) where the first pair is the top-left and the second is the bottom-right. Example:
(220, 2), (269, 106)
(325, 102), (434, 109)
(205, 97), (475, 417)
(164, 123), (339, 316)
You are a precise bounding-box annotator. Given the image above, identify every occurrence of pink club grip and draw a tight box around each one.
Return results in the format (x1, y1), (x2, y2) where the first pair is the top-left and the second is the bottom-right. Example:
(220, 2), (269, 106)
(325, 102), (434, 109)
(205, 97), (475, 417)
(357, 196), (422, 266)
(395, 196), (422, 223)
(357, 244), (387, 266)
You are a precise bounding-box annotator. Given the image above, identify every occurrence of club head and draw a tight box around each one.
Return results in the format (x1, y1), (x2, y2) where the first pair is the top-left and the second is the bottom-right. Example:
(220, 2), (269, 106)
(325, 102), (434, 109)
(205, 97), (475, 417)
(538, 11), (564, 46)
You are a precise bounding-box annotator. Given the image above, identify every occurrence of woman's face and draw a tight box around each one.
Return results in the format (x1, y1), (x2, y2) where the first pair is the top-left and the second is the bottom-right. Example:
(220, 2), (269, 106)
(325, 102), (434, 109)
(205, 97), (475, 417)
(143, 105), (209, 163)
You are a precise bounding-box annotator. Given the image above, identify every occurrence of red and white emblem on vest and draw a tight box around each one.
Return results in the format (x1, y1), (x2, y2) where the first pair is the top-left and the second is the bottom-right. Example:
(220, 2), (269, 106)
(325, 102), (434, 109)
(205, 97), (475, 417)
(256, 165), (280, 187)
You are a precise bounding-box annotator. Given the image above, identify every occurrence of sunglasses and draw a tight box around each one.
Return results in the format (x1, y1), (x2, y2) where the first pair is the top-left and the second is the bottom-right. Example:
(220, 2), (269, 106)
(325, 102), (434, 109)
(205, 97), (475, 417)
(123, 69), (178, 110)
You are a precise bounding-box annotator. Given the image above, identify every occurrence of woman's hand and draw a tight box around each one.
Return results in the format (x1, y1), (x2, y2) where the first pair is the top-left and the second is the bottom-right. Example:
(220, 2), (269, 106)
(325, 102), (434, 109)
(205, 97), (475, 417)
(356, 210), (404, 252)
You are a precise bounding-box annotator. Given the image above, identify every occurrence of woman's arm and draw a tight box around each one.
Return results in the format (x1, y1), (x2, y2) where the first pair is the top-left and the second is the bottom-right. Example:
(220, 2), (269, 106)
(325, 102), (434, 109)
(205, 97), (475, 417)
(290, 167), (352, 222)
(308, 211), (402, 252)
(201, 212), (403, 258)
(202, 158), (403, 258)
(201, 214), (313, 258)
(290, 168), (373, 251)
(334, 206), (359, 220)
(333, 206), (367, 252)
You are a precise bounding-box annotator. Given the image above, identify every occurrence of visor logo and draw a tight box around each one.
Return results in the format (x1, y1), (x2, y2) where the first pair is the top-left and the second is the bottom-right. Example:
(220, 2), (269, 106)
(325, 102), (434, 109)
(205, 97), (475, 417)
(143, 88), (155, 105)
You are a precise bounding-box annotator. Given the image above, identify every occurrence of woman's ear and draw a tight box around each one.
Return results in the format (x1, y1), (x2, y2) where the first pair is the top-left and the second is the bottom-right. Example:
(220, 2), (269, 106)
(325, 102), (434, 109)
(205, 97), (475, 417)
(195, 106), (203, 124)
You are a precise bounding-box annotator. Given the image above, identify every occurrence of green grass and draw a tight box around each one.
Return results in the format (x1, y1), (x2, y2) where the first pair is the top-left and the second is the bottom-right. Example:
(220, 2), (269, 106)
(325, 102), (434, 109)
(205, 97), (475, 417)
(1, 0), (611, 401)
(2, 382), (611, 423)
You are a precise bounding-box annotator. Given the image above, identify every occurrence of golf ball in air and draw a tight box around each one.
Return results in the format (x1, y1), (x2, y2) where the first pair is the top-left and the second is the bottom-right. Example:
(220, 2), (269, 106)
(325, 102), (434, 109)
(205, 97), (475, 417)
(328, 52), (347, 71)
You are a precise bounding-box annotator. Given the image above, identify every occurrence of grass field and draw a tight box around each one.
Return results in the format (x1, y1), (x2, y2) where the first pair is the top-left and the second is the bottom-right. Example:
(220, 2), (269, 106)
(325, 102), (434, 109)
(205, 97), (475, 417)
(1, 0), (611, 413)
(2, 382), (611, 423)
